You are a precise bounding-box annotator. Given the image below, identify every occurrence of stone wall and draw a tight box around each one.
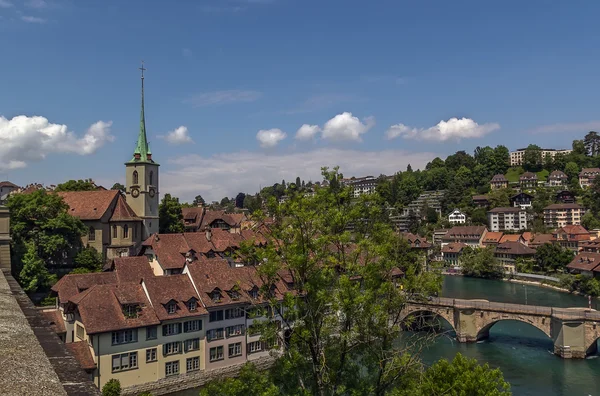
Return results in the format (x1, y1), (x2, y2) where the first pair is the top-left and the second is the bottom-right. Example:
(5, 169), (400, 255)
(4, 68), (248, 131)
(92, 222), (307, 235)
(122, 355), (276, 396)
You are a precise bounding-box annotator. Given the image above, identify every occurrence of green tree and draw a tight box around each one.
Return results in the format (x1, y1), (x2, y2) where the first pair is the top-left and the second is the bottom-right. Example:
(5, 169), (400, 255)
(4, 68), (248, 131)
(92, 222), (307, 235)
(55, 179), (97, 192)
(445, 150), (475, 171)
(534, 243), (574, 273)
(101, 379), (121, 396)
(242, 167), (442, 396)
(199, 363), (279, 396)
(74, 246), (103, 271)
(393, 353), (510, 396)
(461, 247), (504, 279)
(19, 242), (54, 293)
(426, 157), (445, 170)
(235, 192), (246, 208)
(110, 183), (125, 192)
(584, 131), (600, 157)
(523, 144), (543, 172)
(582, 211), (600, 230)
(158, 193), (184, 233)
(192, 194), (206, 207)
(7, 190), (86, 276)
(487, 188), (512, 208)
(471, 208), (488, 225)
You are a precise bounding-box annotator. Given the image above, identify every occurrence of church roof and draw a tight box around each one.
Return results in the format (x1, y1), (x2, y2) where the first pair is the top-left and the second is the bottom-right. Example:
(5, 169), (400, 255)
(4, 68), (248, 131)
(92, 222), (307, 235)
(127, 65), (159, 166)
(110, 194), (141, 222)
(57, 190), (120, 220)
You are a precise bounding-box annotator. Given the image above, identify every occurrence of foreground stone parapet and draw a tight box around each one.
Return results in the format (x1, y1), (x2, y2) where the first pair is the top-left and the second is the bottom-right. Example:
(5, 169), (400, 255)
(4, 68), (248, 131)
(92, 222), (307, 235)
(0, 269), (99, 395)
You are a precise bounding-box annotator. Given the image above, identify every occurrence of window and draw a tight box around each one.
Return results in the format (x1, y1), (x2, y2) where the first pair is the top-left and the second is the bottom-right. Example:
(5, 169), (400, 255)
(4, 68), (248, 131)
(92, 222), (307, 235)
(165, 360), (179, 376)
(248, 341), (262, 354)
(167, 302), (177, 314)
(163, 323), (182, 336)
(249, 288), (259, 299)
(206, 328), (224, 341)
(228, 342), (242, 358)
(187, 300), (197, 312)
(111, 329), (137, 345)
(123, 304), (139, 318)
(123, 224), (129, 239)
(186, 357), (200, 372)
(225, 307), (243, 320)
(146, 348), (157, 362)
(88, 227), (95, 242)
(209, 346), (224, 362)
(76, 324), (84, 340)
(184, 320), (202, 333)
(209, 310), (224, 322)
(184, 338), (200, 352)
(111, 352), (138, 372)
(228, 290), (240, 300)
(112, 225), (118, 238)
(226, 324), (244, 338)
(133, 170), (139, 185)
(149, 171), (154, 186)
(146, 326), (157, 340)
(163, 341), (182, 356)
(211, 290), (221, 303)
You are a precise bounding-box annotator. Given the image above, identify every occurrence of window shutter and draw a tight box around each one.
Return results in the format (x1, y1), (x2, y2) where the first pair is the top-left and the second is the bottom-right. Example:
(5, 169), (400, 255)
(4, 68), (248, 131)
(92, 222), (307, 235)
(178, 341), (183, 354)
(162, 344), (167, 356)
(183, 340), (188, 353)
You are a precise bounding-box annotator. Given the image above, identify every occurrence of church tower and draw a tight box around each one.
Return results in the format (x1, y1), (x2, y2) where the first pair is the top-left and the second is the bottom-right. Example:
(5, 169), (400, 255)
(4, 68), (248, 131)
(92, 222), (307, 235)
(125, 63), (159, 238)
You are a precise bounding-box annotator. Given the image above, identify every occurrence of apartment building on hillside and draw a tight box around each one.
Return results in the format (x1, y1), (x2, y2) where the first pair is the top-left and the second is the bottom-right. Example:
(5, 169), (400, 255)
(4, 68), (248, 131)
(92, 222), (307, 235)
(543, 203), (585, 228)
(509, 148), (572, 166)
(579, 168), (600, 189)
(487, 207), (528, 232)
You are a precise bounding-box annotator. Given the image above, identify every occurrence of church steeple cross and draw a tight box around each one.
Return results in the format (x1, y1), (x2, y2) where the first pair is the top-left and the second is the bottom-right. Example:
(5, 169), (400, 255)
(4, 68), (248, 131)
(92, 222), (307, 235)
(139, 61), (146, 79)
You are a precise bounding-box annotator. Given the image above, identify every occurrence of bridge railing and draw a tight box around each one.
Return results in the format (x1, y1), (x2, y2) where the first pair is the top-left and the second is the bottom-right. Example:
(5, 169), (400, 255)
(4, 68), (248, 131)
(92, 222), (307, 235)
(412, 297), (600, 321)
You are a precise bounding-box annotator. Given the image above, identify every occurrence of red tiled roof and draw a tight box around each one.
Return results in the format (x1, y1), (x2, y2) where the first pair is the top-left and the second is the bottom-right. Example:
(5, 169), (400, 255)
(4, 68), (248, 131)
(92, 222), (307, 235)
(57, 190), (120, 220)
(68, 282), (160, 334)
(110, 194), (141, 221)
(66, 342), (96, 370)
(495, 241), (535, 255)
(143, 275), (208, 320)
(567, 253), (600, 272)
(0, 181), (19, 188)
(52, 272), (117, 304)
(520, 172), (537, 180)
(442, 242), (467, 253)
(442, 226), (487, 241)
(529, 233), (554, 247)
(491, 174), (507, 182)
(499, 234), (522, 244)
(488, 207), (523, 213)
(580, 168), (600, 176)
(399, 232), (432, 248)
(40, 310), (66, 334)
(544, 203), (583, 210)
(483, 232), (503, 243)
(521, 232), (533, 242)
(549, 170), (567, 179)
(112, 256), (155, 283)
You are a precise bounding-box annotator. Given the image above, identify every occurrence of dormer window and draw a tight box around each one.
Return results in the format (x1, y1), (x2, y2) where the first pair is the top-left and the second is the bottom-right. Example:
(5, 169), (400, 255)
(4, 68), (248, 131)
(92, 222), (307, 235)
(211, 290), (221, 303)
(187, 300), (197, 312)
(167, 302), (177, 314)
(229, 290), (240, 300)
(249, 288), (259, 299)
(123, 304), (139, 319)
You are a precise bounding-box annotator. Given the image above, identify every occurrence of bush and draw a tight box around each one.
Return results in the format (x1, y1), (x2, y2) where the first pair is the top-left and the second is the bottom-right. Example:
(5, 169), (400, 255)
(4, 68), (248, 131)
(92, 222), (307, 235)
(40, 296), (57, 307)
(102, 379), (121, 396)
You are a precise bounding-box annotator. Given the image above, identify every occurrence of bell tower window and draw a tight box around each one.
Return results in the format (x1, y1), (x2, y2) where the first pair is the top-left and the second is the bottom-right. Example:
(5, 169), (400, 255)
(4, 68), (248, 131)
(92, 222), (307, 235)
(149, 171), (153, 186)
(123, 225), (129, 239)
(133, 171), (139, 185)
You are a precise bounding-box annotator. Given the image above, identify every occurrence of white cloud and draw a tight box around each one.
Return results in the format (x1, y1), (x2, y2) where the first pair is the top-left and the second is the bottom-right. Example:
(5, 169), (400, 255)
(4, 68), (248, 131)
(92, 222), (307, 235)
(321, 112), (375, 142)
(0, 115), (114, 170)
(159, 126), (194, 145)
(21, 15), (46, 23)
(162, 148), (437, 202)
(528, 120), (600, 134)
(295, 124), (321, 141)
(0, 0), (13, 8)
(385, 117), (499, 142)
(256, 128), (286, 148)
(184, 90), (262, 107)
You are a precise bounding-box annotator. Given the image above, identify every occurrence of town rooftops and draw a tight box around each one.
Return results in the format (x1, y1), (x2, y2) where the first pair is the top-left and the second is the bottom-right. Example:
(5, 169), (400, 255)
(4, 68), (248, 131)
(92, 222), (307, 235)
(491, 174), (508, 182)
(520, 172), (538, 180)
(495, 241), (535, 255)
(0, 181), (19, 188)
(499, 234), (523, 244)
(143, 274), (208, 320)
(66, 341), (97, 371)
(488, 207), (523, 213)
(579, 168), (600, 176)
(111, 256), (155, 283)
(529, 233), (554, 247)
(399, 232), (432, 248)
(549, 170), (567, 179)
(483, 232), (503, 244)
(543, 203), (583, 210)
(567, 252), (600, 272)
(40, 310), (66, 334)
(109, 194), (140, 222)
(182, 207), (247, 230)
(57, 190), (120, 220)
(442, 225), (487, 242)
(51, 272), (117, 304)
(442, 242), (467, 253)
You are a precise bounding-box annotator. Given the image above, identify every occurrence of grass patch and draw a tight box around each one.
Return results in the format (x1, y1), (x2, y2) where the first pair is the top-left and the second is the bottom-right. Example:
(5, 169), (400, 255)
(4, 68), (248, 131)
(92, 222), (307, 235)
(505, 167), (523, 182)
(536, 169), (549, 181)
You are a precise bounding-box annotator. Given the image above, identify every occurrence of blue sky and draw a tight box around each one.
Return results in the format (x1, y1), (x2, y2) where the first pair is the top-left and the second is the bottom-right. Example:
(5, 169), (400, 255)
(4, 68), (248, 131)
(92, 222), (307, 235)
(1, 0), (600, 201)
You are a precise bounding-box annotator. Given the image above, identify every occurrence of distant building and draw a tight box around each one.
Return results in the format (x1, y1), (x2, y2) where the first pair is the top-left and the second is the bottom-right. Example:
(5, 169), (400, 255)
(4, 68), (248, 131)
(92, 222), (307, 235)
(555, 190), (576, 204)
(487, 207), (528, 232)
(447, 209), (467, 224)
(472, 195), (490, 208)
(580, 240), (600, 253)
(442, 242), (467, 267)
(347, 176), (377, 198)
(543, 203), (585, 229)
(552, 225), (591, 252)
(482, 232), (503, 247)
(566, 252), (600, 277)
(548, 170), (568, 187)
(494, 242), (535, 274)
(510, 148), (572, 167)
(579, 168), (600, 189)
(432, 229), (448, 246)
(182, 208), (246, 234)
(441, 226), (488, 248)
(490, 174), (509, 190)
(528, 233), (554, 249)
(519, 172), (538, 189)
(510, 192), (533, 209)
(0, 181), (19, 204)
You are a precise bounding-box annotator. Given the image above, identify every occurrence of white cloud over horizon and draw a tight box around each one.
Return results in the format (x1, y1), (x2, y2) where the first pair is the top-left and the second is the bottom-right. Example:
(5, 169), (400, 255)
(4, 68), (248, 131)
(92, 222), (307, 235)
(159, 126), (194, 145)
(386, 117), (499, 142)
(0, 115), (114, 170)
(322, 112), (375, 142)
(295, 124), (321, 140)
(161, 148), (437, 202)
(184, 90), (262, 107)
(256, 128), (287, 148)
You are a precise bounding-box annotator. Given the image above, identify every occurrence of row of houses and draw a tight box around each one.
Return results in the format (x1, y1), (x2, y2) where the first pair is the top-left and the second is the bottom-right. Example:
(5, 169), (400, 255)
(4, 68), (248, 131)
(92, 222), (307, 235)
(490, 168), (600, 190)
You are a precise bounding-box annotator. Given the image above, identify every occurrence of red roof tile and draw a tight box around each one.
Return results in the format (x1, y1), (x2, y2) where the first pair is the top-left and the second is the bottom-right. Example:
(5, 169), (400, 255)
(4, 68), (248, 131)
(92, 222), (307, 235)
(567, 253), (600, 272)
(110, 194), (141, 221)
(52, 272), (117, 304)
(112, 256), (155, 283)
(40, 309), (66, 334)
(57, 190), (120, 220)
(442, 242), (467, 253)
(66, 342), (96, 370)
(495, 241), (535, 255)
(143, 275), (208, 320)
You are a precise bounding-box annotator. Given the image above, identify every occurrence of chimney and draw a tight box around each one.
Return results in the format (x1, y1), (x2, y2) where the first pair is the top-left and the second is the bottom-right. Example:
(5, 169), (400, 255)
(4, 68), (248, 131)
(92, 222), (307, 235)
(205, 227), (212, 242)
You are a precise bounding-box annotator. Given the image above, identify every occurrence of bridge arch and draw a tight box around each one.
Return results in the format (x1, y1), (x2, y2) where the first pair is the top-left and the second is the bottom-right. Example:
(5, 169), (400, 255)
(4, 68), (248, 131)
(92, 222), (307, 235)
(400, 305), (456, 335)
(476, 314), (551, 341)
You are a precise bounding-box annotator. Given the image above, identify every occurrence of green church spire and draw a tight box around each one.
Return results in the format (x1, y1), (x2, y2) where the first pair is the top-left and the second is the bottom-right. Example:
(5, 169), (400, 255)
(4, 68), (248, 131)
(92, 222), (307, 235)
(128, 61), (157, 164)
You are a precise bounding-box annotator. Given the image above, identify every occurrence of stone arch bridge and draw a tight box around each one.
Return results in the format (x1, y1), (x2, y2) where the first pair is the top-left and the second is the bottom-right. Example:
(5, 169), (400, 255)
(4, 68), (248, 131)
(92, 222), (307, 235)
(402, 297), (600, 358)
